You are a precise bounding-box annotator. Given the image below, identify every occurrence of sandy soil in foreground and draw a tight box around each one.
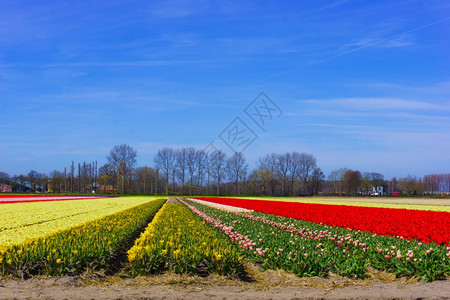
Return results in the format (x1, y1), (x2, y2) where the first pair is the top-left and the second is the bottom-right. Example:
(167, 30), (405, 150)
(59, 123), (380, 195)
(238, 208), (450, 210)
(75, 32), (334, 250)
(1, 279), (450, 300)
(1, 267), (449, 300)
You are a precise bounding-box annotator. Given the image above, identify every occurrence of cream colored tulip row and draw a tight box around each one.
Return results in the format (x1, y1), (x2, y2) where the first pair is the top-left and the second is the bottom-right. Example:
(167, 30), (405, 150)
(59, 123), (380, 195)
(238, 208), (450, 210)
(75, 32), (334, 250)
(231, 196), (450, 212)
(0, 196), (161, 247)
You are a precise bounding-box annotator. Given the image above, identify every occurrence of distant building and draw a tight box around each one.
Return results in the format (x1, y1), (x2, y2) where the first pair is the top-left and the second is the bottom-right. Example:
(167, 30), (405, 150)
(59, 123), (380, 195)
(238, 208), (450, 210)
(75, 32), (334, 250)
(98, 185), (116, 193)
(0, 183), (12, 192)
(372, 186), (384, 195)
(87, 183), (100, 193)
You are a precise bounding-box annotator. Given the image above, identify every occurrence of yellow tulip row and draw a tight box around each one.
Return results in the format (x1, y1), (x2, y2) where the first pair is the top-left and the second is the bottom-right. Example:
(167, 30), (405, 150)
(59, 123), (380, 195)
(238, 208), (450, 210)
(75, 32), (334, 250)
(0, 197), (161, 247)
(128, 202), (245, 276)
(0, 198), (166, 277)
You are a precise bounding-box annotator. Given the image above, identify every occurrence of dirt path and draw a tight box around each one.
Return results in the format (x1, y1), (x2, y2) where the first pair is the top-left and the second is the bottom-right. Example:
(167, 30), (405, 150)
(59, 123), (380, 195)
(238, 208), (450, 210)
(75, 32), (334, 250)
(1, 277), (449, 299)
(1, 267), (449, 300)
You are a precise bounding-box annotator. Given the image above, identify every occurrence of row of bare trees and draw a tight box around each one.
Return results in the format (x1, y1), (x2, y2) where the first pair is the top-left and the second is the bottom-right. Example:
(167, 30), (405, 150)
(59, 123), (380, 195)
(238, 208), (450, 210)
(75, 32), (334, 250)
(48, 161), (99, 193)
(150, 148), (326, 196)
(2, 143), (448, 196)
(1, 161), (99, 193)
(423, 174), (450, 194)
(247, 152), (324, 196)
(392, 174), (450, 195)
(325, 168), (450, 196)
(152, 147), (249, 195)
(93, 146), (322, 196)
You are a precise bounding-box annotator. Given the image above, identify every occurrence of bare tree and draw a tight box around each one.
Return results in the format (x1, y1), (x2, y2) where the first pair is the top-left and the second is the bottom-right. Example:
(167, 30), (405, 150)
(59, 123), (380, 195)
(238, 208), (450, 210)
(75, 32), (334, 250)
(153, 147), (175, 194)
(258, 153), (278, 195)
(107, 144), (137, 193)
(77, 163), (81, 192)
(276, 153), (290, 195)
(98, 163), (114, 188)
(288, 152), (301, 195)
(135, 166), (156, 194)
(227, 152), (248, 194)
(297, 153), (317, 194)
(186, 147), (198, 195)
(34, 172), (47, 192)
(0, 171), (10, 184)
(241, 168), (248, 194)
(27, 170), (39, 190)
(154, 166), (160, 194)
(328, 168), (348, 195)
(70, 162), (75, 192)
(196, 149), (208, 194)
(343, 170), (362, 195)
(82, 162), (87, 192)
(248, 168), (271, 195)
(361, 172), (372, 195)
(210, 150), (227, 195)
(308, 167), (325, 195)
(64, 167), (67, 193)
(118, 160), (126, 193)
(19, 175), (26, 188)
(94, 160), (98, 192)
(443, 174), (450, 194)
(423, 174), (441, 195)
(50, 170), (66, 193)
(175, 147), (188, 193)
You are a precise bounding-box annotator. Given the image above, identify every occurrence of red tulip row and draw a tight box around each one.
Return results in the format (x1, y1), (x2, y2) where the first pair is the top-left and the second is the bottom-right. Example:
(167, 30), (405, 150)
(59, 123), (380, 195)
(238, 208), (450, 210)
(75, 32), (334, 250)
(193, 197), (450, 245)
(185, 199), (450, 281)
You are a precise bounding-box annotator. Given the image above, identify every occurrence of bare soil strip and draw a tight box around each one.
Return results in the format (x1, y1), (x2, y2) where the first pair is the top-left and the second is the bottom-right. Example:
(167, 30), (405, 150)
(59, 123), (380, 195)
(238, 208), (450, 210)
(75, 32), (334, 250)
(166, 197), (180, 203)
(1, 267), (448, 300)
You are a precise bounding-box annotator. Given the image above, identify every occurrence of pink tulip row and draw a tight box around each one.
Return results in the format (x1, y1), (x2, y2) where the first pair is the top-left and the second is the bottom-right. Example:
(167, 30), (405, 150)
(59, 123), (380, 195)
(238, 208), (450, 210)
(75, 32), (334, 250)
(231, 210), (370, 252)
(179, 199), (259, 253)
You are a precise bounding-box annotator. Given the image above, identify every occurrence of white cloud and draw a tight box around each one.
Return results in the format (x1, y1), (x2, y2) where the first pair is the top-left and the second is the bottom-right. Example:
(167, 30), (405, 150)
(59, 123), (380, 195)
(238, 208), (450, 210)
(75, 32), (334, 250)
(303, 97), (450, 111)
(342, 34), (414, 50)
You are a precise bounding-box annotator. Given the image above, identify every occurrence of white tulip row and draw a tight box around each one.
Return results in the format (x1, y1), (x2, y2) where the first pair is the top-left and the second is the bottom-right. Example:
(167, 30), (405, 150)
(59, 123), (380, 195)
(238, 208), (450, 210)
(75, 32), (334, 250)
(186, 198), (253, 214)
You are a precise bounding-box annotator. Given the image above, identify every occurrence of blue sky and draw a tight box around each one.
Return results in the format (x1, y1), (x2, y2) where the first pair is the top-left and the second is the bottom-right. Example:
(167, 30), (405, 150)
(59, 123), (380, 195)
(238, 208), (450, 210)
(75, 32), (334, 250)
(1, 0), (449, 179)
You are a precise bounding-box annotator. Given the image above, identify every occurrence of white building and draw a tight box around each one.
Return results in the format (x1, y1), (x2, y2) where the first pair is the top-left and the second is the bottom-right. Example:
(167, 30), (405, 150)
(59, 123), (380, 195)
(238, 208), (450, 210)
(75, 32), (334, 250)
(372, 186), (384, 195)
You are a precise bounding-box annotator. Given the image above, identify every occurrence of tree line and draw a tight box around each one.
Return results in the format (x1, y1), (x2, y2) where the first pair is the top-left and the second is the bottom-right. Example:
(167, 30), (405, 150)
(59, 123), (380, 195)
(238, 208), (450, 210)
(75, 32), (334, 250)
(1, 144), (449, 196)
(325, 169), (450, 196)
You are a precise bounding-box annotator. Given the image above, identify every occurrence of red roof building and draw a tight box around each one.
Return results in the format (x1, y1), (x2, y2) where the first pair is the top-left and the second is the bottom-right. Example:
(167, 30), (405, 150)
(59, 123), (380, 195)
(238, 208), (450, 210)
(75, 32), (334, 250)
(0, 183), (12, 192)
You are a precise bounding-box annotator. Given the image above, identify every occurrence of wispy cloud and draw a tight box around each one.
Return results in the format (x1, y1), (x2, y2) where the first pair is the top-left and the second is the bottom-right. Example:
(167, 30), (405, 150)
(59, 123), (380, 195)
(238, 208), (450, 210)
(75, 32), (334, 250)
(148, 0), (202, 19)
(316, 0), (348, 11)
(342, 34), (414, 49)
(257, 16), (450, 83)
(0, 59), (203, 70)
(151, 7), (193, 18)
(304, 97), (450, 111)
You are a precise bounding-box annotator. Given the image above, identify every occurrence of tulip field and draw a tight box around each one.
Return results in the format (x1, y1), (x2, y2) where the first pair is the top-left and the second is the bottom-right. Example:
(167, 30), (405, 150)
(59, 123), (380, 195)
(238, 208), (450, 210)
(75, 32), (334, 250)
(192, 197), (450, 244)
(1, 196), (166, 277)
(128, 201), (244, 276)
(1, 195), (449, 282)
(186, 197), (450, 281)
(0, 196), (160, 246)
